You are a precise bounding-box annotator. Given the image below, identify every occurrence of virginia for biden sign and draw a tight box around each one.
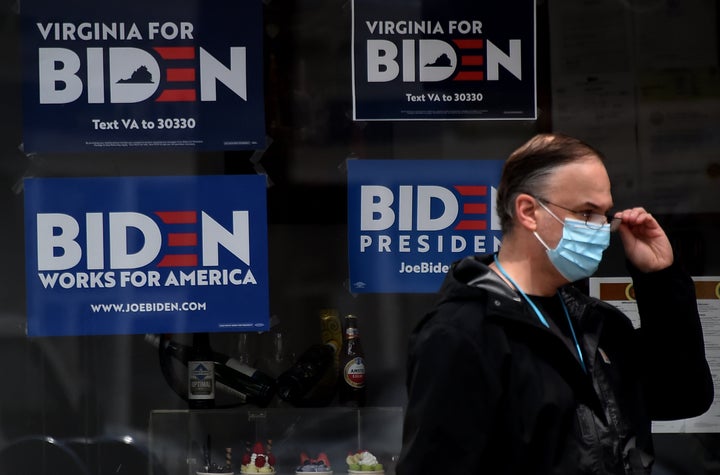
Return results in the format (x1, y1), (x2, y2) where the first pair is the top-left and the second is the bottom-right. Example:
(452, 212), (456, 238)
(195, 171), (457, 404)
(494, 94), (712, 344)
(21, 0), (265, 152)
(24, 175), (269, 336)
(352, 0), (536, 120)
(347, 160), (504, 293)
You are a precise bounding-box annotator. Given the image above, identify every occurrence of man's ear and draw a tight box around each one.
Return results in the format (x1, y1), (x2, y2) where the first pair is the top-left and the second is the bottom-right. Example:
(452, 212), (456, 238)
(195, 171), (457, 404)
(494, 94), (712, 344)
(515, 194), (538, 231)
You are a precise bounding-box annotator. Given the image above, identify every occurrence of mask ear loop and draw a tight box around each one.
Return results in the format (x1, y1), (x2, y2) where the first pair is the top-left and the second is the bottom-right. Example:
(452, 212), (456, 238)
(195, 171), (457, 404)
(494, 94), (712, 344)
(533, 231), (552, 251)
(533, 199), (562, 252)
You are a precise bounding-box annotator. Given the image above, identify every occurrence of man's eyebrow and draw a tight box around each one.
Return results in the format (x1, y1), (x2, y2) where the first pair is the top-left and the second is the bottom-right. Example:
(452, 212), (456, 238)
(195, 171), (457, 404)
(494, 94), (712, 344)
(582, 200), (614, 211)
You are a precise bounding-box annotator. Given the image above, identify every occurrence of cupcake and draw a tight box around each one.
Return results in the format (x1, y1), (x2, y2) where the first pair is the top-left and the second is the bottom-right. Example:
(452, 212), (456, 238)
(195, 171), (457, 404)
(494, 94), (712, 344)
(295, 452), (332, 473)
(239, 441), (276, 474)
(346, 450), (384, 474)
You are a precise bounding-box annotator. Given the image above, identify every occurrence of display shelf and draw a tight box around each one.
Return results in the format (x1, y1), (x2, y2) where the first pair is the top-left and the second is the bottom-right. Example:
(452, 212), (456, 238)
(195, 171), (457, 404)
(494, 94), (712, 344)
(148, 407), (403, 475)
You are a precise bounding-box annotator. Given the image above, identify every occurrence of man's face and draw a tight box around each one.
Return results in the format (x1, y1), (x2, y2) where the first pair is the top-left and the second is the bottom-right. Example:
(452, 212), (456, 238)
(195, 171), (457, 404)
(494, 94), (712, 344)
(535, 157), (614, 248)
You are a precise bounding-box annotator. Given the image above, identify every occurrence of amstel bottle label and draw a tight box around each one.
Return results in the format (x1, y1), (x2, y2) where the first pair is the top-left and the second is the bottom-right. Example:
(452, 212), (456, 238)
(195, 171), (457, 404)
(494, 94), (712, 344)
(343, 357), (366, 388)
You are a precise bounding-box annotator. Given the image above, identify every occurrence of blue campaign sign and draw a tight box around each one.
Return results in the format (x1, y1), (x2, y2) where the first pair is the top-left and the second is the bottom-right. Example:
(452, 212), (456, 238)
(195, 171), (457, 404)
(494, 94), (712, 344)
(352, 0), (536, 120)
(24, 175), (270, 336)
(347, 159), (504, 293)
(21, 0), (265, 152)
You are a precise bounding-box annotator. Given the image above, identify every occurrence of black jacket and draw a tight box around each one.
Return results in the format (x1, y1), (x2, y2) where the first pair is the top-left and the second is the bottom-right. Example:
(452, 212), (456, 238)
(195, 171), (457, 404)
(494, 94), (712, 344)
(397, 254), (713, 475)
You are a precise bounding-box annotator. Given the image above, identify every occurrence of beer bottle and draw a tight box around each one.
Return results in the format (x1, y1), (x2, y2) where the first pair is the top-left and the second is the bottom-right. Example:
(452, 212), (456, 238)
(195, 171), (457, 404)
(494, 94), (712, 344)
(275, 309), (342, 406)
(275, 342), (337, 406)
(312, 309), (343, 404)
(149, 333), (276, 407)
(338, 314), (366, 407)
(187, 333), (215, 409)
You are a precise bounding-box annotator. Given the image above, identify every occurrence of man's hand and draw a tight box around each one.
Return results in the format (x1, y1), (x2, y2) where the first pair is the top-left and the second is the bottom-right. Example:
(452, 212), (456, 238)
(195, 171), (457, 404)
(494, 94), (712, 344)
(615, 207), (673, 272)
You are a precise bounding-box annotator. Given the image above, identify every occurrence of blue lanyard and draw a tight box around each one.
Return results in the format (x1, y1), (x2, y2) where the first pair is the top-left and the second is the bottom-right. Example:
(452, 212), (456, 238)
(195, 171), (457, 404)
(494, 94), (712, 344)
(493, 255), (587, 373)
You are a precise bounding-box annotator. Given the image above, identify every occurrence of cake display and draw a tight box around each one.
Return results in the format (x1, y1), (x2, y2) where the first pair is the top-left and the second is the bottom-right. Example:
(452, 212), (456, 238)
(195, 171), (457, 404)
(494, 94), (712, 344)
(239, 441), (276, 474)
(346, 450), (384, 474)
(295, 452), (333, 473)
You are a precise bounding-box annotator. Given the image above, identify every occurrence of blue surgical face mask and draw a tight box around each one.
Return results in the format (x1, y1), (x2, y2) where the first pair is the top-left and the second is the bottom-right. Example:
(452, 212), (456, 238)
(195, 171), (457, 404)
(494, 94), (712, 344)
(533, 203), (611, 282)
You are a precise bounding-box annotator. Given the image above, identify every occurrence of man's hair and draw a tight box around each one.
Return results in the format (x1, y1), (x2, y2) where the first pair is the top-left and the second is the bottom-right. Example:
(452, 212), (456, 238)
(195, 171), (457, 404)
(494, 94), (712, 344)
(496, 133), (605, 235)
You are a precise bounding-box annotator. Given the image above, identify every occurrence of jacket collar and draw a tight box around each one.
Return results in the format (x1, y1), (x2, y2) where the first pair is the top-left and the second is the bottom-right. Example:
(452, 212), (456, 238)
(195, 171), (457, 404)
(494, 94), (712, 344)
(450, 254), (518, 299)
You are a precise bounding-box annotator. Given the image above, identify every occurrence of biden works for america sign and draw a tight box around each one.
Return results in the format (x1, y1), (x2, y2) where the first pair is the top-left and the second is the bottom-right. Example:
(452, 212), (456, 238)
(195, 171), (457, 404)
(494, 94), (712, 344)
(347, 160), (504, 293)
(21, 0), (265, 152)
(352, 0), (536, 120)
(24, 175), (270, 336)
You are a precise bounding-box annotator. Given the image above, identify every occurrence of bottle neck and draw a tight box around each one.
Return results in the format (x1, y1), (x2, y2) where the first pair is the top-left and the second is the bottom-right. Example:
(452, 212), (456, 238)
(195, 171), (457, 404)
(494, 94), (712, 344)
(192, 332), (212, 352)
(272, 333), (285, 361)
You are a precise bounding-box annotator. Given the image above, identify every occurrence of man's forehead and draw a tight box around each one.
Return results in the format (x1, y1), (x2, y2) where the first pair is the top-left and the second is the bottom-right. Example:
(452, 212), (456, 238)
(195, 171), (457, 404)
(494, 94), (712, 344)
(543, 159), (612, 204)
